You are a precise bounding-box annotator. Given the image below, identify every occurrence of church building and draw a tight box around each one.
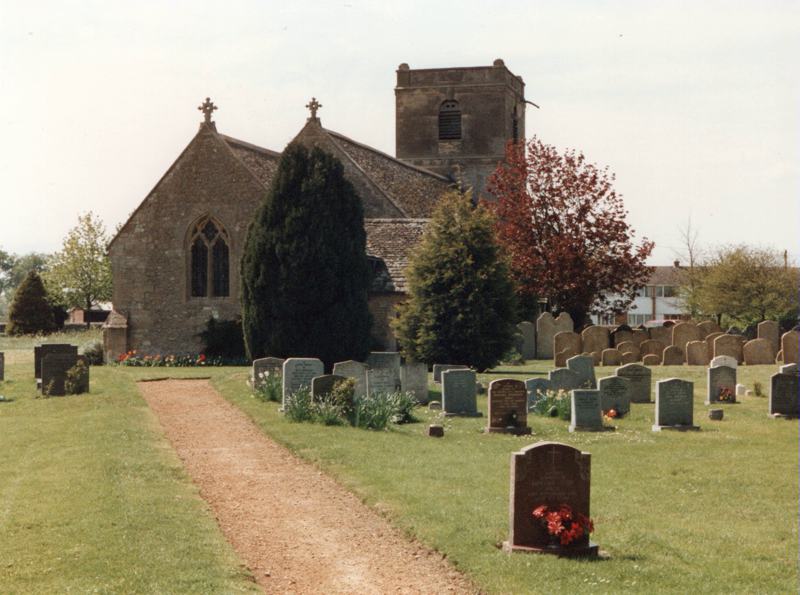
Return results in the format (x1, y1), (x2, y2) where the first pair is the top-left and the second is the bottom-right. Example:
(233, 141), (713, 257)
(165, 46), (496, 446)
(104, 60), (527, 360)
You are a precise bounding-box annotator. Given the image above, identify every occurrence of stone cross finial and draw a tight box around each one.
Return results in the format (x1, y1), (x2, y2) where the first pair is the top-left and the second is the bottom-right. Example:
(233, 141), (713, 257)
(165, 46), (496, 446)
(198, 97), (217, 124)
(305, 97), (322, 120)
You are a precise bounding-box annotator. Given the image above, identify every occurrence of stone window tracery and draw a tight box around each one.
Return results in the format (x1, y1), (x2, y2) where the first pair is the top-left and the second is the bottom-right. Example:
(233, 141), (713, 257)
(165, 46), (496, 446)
(189, 217), (230, 297)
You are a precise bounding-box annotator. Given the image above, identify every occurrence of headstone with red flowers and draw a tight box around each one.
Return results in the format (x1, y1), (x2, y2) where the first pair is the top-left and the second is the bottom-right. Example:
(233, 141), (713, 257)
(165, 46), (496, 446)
(502, 441), (598, 557)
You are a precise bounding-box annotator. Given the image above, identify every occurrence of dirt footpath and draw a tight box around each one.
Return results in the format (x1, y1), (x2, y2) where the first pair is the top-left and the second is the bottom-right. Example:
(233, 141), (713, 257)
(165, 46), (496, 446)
(138, 379), (476, 594)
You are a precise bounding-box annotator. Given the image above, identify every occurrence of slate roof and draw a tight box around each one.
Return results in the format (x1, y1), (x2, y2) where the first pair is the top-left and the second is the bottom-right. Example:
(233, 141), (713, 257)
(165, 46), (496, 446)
(220, 134), (281, 188)
(364, 219), (429, 292)
(648, 266), (683, 286)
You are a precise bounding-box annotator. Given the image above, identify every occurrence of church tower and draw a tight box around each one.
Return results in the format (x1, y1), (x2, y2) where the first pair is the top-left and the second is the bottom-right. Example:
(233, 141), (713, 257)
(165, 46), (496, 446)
(395, 59), (526, 197)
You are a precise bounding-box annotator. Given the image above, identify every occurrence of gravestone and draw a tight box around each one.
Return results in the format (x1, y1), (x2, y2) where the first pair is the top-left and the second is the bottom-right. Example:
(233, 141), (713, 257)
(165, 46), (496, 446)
(743, 339), (774, 365)
(553, 332), (582, 365)
(252, 357), (285, 389)
(516, 321), (537, 359)
(705, 332), (724, 355)
(649, 326), (672, 346)
(569, 389), (604, 432)
(710, 355), (738, 369)
(736, 383), (746, 397)
(400, 361), (429, 403)
(502, 442), (597, 557)
(282, 358), (324, 406)
(487, 379), (531, 434)
(566, 354), (596, 388)
(616, 341), (639, 359)
(621, 351), (637, 364)
(366, 352), (402, 395)
(600, 348), (622, 366)
(662, 345), (684, 365)
(642, 354), (661, 366)
(779, 363), (799, 375)
(671, 321), (701, 351)
(780, 331), (799, 364)
(769, 372), (799, 418)
(311, 374), (347, 400)
(427, 424), (444, 437)
(757, 321), (780, 356)
(706, 363), (737, 405)
(0, 352), (4, 382)
(41, 353), (79, 396)
(536, 312), (573, 360)
(525, 378), (551, 407)
(432, 364), (468, 383)
(685, 341), (709, 366)
(441, 369), (480, 416)
(640, 339), (665, 358)
(653, 378), (699, 431)
(581, 326), (610, 355)
(631, 328), (649, 346)
(332, 360), (368, 399)
(35, 344), (78, 379)
(698, 320), (722, 336)
(597, 375), (631, 416)
(548, 368), (582, 393)
(714, 334), (743, 364)
(615, 363), (652, 403)
(611, 326), (634, 347)
(588, 351), (602, 366)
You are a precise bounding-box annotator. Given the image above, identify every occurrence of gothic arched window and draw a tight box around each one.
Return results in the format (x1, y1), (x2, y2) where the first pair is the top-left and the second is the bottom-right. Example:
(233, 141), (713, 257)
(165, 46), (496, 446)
(438, 100), (462, 140)
(189, 217), (230, 297)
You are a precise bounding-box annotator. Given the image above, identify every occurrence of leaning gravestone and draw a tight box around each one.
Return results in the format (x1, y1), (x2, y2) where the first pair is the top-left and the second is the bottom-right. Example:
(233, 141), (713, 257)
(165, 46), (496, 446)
(757, 321), (780, 356)
(769, 371), (799, 418)
(35, 344), (78, 380)
(780, 331), (799, 364)
(502, 441), (597, 557)
(600, 348), (622, 366)
(517, 321), (537, 360)
(553, 332), (582, 366)
(653, 378), (699, 431)
(598, 376), (631, 416)
(252, 356), (285, 389)
(536, 312), (573, 360)
(432, 364), (468, 383)
(311, 374), (347, 400)
(685, 341), (709, 366)
(707, 363), (737, 404)
(366, 352), (402, 395)
(0, 351), (4, 382)
(615, 363), (651, 403)
(567, 354), (596, 388)
(525, 378), (551, 407)
(441, 369), (480, 416)
(487, 379), (531, 434)
(400, 361), (429, 403)
(41, 353), (79, 396)
(282, 358), (324, 406)
(743, 339), (774, 365)
(569, 389), (604, 432)
(662, 345), (684, 366)
(671, 321), (701, 351)
(548, 368), (582, 393)
(332, 360), (368, 399)
(581, 326), (610, 355)
(714, 334), (743, 364)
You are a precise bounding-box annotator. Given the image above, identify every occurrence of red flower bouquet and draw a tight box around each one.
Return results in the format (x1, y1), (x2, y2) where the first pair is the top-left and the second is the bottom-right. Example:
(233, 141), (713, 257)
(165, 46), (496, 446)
(532, 504), (594, 546)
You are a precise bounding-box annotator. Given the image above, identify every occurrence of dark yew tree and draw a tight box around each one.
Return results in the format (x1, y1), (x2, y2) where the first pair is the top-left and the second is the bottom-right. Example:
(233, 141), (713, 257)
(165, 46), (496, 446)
(7, 271), (56, 335)
(240, 143), (372, 369)
(392, 191), (517, 371)
(488, 137), (654, 327)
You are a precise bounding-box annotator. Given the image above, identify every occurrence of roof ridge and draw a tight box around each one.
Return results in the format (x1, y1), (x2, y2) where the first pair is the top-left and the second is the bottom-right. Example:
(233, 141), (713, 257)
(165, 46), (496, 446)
(219, 134), (281, 158)
(325, 128), (451, 182)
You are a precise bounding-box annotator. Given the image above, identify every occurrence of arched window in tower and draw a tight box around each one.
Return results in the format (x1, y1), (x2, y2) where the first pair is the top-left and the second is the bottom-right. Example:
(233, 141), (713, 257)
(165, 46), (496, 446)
(189, 217), (230, 298)
(438, 100), (462, 140)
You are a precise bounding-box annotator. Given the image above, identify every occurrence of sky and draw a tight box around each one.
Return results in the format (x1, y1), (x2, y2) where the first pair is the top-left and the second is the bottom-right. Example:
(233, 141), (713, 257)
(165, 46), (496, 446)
(0, 0), (797, 264)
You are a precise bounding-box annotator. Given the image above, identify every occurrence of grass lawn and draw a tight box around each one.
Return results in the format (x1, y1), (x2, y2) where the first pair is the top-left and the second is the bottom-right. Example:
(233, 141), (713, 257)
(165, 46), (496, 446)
(0, 337), (258, 594)
(214, 361), (799, 594)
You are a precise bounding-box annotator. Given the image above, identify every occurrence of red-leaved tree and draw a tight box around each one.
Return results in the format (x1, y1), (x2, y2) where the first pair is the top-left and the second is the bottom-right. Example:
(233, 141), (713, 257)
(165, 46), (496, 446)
(487, 137), (654, 327)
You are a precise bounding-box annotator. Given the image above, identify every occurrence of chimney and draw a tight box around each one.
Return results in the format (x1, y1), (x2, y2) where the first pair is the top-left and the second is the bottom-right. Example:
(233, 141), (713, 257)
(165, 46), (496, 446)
(673, 260), (680, 268)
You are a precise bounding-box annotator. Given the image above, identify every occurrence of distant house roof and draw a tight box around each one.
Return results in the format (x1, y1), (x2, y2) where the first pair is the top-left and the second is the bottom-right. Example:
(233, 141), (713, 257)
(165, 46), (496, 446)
(364, 219), (429, 293)
(648, 266), (683, 286)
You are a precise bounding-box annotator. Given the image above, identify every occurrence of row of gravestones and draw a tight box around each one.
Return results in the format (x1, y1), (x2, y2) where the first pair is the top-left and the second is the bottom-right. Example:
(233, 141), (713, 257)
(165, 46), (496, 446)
(252, 352), (429, 407)
(551, 324), (799, 368)
(31, 344), (89, 396)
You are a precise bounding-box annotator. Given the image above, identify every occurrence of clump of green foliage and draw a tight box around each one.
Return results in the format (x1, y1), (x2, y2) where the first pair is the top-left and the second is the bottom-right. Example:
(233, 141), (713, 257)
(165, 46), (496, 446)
(65, 360), (90, 395)
(81, 341), (104, 365)
(393, 191), (517, 371)
(252, 369), (282, 402)
(6, 271), (56, 335)
(530, 389), (571, 420)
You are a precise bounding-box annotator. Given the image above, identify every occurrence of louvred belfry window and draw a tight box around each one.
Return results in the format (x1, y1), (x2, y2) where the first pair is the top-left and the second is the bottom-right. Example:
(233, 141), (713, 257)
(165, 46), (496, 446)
(438, 100), (462, 140)
(189, 217), (230, 297)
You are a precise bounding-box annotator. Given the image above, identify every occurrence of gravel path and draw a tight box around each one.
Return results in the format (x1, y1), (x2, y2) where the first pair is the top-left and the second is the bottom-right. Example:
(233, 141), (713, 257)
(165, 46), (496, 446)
(138, 379), (477, 594)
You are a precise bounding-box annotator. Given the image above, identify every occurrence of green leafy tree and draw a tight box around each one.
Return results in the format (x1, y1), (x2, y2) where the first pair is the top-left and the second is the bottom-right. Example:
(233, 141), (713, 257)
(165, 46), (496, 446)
(393, 191), (517, 371)
(45, 212), (112, 312)
(241, 143), (372, 368)
(6, 271), (56, 335)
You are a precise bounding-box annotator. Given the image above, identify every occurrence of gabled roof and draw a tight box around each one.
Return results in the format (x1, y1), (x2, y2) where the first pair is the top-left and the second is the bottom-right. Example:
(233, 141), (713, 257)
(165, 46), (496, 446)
(649, 266), (683, 286)
(364, 218), (429, 292)
(219, 134), (281, 188)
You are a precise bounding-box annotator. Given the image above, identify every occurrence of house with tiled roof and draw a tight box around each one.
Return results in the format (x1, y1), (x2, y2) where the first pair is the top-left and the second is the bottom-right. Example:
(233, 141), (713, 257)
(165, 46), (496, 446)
(104, 61), (528, 359)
